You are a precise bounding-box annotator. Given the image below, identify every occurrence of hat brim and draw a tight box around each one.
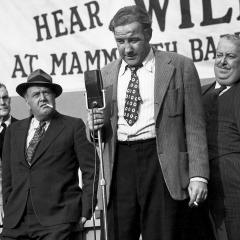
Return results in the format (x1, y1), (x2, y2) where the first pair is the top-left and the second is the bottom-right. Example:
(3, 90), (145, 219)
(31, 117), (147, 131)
(16, 82), (62, 98)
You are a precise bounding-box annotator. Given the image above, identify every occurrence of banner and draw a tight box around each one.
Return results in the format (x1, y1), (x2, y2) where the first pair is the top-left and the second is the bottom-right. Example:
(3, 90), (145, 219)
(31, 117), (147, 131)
(0, 0), (239, 96)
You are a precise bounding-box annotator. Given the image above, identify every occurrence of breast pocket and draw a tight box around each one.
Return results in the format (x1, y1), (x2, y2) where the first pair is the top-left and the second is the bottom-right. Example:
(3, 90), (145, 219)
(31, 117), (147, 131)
(166, 88), (184, 117)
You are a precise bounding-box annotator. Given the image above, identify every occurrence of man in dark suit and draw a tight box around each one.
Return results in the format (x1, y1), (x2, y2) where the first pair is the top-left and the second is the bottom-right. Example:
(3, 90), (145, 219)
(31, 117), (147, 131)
(1, 69), (99, 239)
(87, 5), (209, 240)
(202, 34), (240, 240)
(0, 83), (17, 226)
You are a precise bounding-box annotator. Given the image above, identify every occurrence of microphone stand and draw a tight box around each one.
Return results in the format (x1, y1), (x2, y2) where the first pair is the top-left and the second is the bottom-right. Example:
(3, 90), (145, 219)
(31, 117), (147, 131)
(97, 127), (109, 240)
(85, 90), (109, 240)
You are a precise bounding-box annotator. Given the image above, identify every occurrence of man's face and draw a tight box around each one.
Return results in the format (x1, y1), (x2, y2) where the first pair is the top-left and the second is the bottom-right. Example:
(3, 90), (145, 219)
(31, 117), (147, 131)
(114, 21), (151, 66)
(0, 87), (11, 121)
(214, 38), (240, 86)
(25, 86), (56, 121)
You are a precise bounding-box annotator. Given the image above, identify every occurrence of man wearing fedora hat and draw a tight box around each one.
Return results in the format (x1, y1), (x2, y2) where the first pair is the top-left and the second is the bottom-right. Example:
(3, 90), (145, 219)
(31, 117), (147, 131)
(1, 69), (99, 239)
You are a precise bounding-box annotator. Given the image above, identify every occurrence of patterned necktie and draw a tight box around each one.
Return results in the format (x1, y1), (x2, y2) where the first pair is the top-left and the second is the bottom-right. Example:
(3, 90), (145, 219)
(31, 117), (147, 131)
(26, 121), (46, 165)
(124, 65), (143, 126)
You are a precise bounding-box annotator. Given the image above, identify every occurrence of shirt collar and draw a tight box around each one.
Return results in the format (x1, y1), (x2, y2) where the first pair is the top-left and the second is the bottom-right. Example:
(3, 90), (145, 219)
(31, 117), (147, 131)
(119, 48), (155, 76)
(0, 115), (11, 127)
(31, 118), (41, 129)
(31, 117), (50, 129)
(215, 81), (231, 90)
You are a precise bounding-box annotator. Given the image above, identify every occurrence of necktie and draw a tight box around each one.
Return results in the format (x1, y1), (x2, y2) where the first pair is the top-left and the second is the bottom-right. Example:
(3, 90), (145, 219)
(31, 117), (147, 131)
(213, 85), (226, 96)
(0, 122), (7, 157)
(1, 122), (6, 137)
(203, 84), (227, 124)
(26, 121), (46, 165)
(124, 65), (143, 126)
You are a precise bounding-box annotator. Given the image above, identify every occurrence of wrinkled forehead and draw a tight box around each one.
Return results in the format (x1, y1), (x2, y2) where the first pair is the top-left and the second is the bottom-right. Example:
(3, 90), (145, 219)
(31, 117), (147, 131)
(114, 22), (144, 37)
(25, 85), (54, 97)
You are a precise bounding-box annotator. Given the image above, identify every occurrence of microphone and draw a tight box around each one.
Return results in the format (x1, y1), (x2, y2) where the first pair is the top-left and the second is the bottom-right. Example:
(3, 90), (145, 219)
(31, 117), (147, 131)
(84, 70), (105, 109)
(84, 69), (109, 240)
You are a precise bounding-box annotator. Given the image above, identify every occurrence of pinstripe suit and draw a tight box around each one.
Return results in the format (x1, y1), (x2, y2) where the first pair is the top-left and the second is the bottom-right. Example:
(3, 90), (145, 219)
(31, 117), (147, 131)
(98, 50), (209, 239)
(202, 82), (240, 240)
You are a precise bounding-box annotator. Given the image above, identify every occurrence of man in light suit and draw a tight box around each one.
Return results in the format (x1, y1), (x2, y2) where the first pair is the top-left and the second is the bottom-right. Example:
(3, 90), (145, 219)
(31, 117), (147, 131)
(202, 34), (240, 240)
(88, 5), (209, 240)
(0, 83), (18, 227)
(1, 69), (98, 239)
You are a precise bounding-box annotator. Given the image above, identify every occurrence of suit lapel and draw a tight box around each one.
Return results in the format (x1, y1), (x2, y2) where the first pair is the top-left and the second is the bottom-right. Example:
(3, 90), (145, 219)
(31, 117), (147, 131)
(15, 118), (32, 168)
(10, 116), (18, 123)
(202, 82), (215, 95)
(30, 112), (65, 166)
(154, 51), (175, 120)
(102, 59), (121, 130)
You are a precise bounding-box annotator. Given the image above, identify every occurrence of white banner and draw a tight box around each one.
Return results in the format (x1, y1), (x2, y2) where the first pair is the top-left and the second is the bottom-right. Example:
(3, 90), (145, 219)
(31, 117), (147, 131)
(0, 0), (239, 96)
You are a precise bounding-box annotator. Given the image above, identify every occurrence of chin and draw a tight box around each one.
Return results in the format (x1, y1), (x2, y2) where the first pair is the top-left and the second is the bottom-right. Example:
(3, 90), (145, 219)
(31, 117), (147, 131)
(217, 78), (238, 86)
(124, 58), (140, 66)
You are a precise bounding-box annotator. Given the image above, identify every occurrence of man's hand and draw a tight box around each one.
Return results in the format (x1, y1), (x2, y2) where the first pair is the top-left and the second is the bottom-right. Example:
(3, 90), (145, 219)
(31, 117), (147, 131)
(188, 181), (208, 207)
(0, 205), (4, 226)
(79, 217), (87, 230)
(87, 109), (104, 131)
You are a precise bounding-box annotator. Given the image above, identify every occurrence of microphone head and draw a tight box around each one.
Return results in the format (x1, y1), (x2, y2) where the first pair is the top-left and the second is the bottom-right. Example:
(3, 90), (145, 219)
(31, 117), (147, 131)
(84, 70), (104, 109)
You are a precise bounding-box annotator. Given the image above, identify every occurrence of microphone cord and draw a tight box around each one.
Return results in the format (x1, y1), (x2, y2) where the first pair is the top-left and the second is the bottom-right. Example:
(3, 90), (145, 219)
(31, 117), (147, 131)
(90, 107), (98, 240)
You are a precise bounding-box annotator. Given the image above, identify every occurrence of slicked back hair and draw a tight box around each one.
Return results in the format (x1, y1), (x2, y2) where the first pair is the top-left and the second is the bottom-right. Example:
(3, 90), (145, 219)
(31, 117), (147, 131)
(220, 34), (240, 46)
(109, 5), (152, 34)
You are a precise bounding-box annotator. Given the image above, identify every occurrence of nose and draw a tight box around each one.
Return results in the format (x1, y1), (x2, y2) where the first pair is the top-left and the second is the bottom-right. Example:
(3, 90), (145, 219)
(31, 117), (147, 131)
(39, 92), (47, 101)
(0, 98), (4, 104)
(124, 42), (133, 54)
(219, 55), (227, 65)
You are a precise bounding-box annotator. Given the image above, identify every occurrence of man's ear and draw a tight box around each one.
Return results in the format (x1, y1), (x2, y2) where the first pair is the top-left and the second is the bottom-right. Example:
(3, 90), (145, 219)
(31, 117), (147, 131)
(144, 28), (152, 42)
(24, 96), (30, 110)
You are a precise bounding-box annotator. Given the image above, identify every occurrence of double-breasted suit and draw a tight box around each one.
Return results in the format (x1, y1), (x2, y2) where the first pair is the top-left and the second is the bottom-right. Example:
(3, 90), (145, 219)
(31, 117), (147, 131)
(98, 50), (209, 205)
(2, 112), (98, 228)
(202, 81), (240, 239)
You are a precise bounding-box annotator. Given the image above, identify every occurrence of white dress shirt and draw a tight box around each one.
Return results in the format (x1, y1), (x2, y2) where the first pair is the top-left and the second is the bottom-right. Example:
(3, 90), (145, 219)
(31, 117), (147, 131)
(215, 81), (231, 95)
(26, 118), (50, 147)
(0, 116), (11, 133)
(117, 48), (156, 141)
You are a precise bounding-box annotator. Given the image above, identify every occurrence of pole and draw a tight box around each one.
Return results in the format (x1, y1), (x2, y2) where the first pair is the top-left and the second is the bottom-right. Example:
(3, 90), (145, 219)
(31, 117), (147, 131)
(97, 129), (109, 240)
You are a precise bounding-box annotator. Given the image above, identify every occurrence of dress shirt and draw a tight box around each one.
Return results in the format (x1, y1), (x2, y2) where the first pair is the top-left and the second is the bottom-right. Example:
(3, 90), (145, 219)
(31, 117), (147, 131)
(117, 48), (156, 141)
(26, 118), (50, 147)
(0, 116), (11, 133)
(215, 81), (231, 95)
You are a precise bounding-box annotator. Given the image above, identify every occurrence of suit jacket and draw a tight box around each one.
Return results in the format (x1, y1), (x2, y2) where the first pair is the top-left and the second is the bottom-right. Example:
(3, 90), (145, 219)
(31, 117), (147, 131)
(0, 116), (17, 156)
(2, 112), (98, 228)
(0, 116), (17, 206)
(201, 82), (215, 95)
(98, 50), (209, 205)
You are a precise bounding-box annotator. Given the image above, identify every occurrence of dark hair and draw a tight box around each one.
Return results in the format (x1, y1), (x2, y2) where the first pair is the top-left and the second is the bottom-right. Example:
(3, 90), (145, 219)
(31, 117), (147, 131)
(109, 5), (152, 32)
